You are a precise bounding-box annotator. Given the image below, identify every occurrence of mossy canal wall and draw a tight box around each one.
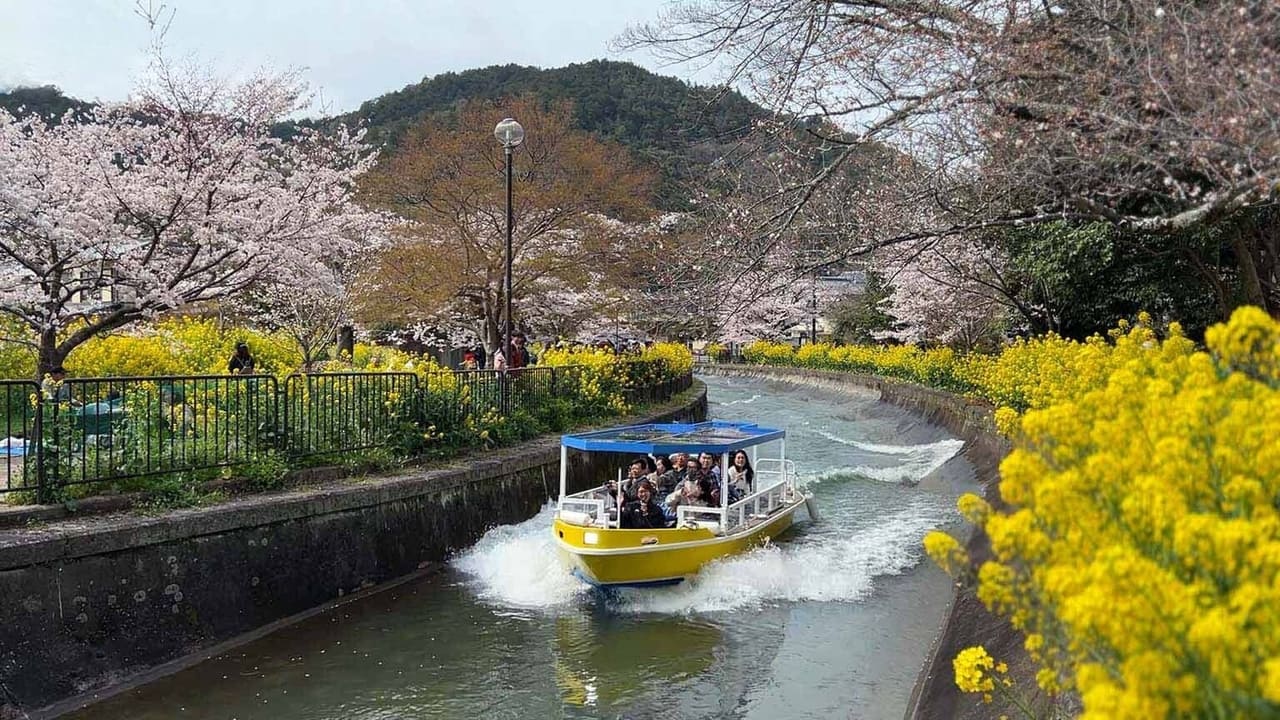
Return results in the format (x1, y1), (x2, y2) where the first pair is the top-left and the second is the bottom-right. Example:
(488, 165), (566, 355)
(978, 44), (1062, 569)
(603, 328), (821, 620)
(0, 385), (707, 719)
(697, 364), (1023, 720)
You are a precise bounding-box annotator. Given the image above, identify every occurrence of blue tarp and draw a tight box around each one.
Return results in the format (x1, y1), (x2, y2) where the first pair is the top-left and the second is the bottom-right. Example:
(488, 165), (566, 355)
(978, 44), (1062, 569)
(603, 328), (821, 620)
(561, 420), (785, 455)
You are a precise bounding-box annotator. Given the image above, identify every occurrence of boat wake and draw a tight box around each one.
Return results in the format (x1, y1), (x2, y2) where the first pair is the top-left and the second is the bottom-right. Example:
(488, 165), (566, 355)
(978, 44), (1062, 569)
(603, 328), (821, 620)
(805, 434), (965, 485)
(617, 500), (947, 613)
(452, 498), (950, 614)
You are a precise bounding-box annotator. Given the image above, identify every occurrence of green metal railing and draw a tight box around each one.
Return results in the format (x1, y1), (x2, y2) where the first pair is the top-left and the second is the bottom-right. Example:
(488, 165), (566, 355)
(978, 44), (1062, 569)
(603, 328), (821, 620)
(0, 362), (693, 502)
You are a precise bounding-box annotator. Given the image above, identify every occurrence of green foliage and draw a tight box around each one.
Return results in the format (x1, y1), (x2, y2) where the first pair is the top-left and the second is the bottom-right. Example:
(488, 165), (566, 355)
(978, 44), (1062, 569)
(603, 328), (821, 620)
(827, 270), (895, 344)
(137, 474), (224, 511)
(998, 221), (1228, 341)
(239, 451), (289, 490)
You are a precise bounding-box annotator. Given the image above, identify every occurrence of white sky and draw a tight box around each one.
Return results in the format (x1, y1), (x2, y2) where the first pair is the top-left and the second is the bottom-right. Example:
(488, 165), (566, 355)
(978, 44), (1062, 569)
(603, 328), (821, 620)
(0, 0), (709, 114)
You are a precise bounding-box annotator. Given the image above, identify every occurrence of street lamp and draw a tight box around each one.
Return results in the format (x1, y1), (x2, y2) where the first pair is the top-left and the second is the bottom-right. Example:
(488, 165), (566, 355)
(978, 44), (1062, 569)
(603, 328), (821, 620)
(493, 118), (524, 372)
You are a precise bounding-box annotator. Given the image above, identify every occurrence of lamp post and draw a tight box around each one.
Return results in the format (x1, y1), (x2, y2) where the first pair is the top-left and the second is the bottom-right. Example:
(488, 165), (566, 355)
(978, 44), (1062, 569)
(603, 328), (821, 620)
(493, 117), (524, 372)
(811, 274), (818, 344)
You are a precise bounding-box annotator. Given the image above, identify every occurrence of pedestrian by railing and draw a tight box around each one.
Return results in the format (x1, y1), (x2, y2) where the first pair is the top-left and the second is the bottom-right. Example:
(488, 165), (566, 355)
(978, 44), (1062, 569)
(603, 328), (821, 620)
(0, 361), (693, 503)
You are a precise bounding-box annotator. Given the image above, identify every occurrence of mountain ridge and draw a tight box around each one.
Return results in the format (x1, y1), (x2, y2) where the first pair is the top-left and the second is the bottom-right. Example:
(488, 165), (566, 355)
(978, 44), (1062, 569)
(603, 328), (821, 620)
(1, 60), (771, 208)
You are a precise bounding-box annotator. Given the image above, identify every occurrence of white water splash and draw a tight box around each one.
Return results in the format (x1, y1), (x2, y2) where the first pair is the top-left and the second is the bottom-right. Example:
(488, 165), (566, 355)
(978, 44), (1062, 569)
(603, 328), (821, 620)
(619, 502), (948, 614)
(451, 504), (586, 608)
(807, 434), (966, 484)
(452, 501), (950, 615)
(720, 393), (762, 406)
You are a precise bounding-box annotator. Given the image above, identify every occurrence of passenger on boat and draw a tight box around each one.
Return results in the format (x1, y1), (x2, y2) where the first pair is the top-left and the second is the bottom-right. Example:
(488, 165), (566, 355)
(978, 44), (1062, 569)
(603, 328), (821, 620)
(620, 457), (649, 501)
(699, 452), (722, 481)
(620, 479), (666, 529)
(669, 452), (689, 481)
(651, 454), (679, 496)
(727, 449), (754, 498)
(663, 460), (712, 524)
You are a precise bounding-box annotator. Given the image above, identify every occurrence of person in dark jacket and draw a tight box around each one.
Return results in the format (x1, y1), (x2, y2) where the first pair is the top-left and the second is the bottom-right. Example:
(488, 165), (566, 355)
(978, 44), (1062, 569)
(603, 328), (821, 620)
(228, 342), (255, 375)
(621, 479), (666, 529)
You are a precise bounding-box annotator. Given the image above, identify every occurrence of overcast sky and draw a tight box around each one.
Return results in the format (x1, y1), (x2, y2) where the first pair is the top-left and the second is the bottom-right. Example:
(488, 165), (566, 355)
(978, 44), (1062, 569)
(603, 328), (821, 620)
(1, 0), (707, 113)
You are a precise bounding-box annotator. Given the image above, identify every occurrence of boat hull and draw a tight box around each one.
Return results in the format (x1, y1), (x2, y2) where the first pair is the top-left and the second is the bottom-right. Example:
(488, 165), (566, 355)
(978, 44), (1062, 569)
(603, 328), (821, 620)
(553, 499), (804, 588)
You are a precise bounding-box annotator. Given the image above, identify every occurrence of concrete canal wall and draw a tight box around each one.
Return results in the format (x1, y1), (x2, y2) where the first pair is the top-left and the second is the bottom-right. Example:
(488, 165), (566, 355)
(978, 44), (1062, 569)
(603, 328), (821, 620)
(0, 385), (707, 719)
(696, 364), (1026, 720)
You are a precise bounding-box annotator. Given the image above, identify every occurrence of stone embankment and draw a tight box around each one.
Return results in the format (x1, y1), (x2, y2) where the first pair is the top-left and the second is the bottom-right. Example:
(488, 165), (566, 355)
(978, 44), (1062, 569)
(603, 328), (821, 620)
(0, 385), (707, 720)
(697, 364), (1031, 720)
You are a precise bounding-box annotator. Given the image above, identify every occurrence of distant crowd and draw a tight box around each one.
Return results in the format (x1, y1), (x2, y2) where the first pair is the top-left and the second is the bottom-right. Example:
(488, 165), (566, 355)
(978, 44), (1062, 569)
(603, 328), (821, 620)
(460, 333), (657, 371)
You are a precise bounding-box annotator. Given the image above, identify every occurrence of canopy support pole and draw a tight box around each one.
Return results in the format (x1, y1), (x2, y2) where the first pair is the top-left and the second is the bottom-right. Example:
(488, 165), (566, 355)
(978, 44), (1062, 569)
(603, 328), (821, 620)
(559, 445), (567, 502)
(720, 451), (729, 532)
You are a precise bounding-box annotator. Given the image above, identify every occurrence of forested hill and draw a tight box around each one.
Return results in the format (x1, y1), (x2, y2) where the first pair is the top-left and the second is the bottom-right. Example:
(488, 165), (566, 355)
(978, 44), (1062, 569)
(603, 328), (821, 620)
(332, 60), (770, 208)
(0, 85), (91, 119)
(345, 60), (763, 149)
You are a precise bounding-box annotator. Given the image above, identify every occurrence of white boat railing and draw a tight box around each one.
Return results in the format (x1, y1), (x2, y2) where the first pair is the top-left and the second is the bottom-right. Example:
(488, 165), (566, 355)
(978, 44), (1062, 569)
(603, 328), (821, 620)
(722, 478), (794, 533)
(675, 504), (724, 529)
(754, 458), (797, 488)
(557, 493), (609, 527)
(558, 456), (802, 533)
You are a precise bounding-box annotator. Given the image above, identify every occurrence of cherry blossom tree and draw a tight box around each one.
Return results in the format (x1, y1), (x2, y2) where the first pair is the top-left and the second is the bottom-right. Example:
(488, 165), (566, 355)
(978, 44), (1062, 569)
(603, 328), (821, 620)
(240, 259), (357, 370)
(715, 269), (847, 343)
(621, 0), (1280, 314)
(0, 59), (378, 379)
(876, 235), (1012, 349)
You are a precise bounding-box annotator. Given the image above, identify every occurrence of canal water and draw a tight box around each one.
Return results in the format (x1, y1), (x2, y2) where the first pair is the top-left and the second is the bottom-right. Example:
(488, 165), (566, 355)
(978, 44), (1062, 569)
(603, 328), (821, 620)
(68, 375), (979, 720)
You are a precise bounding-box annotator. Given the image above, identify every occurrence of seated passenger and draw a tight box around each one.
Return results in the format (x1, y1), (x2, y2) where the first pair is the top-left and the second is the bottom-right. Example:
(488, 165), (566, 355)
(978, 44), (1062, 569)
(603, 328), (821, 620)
(652, 454), (679, 496)
(699, 452), (722, 482)
(669, 452), (689, 482)
(727, 449), (754, 499)
(664, 461), (711, 524)
(621, 480), (666, 529)
(704, 476), (721, 508)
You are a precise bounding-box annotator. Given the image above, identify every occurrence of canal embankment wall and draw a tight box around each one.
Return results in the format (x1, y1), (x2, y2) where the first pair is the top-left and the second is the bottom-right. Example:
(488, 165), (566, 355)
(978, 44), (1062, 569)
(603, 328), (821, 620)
(696, 364), (1024, 720)
(0, 384), (707, 720)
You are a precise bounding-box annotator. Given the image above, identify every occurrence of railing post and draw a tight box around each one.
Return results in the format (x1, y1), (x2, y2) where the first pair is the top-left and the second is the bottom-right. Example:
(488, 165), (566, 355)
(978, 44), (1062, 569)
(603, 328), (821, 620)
(33, 387), (48, 504)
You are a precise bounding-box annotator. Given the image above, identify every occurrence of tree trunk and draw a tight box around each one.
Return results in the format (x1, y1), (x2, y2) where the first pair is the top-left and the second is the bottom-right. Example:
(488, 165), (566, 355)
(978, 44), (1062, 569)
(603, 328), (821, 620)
(36, 327), (65, 382)
(1233, 231), (1268, 312)
(337, 325), (355, 358)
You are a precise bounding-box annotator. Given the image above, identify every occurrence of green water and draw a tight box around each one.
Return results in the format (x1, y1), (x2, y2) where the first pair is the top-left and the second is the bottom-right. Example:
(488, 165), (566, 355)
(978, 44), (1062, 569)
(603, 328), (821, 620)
(66, 375), (979, 720)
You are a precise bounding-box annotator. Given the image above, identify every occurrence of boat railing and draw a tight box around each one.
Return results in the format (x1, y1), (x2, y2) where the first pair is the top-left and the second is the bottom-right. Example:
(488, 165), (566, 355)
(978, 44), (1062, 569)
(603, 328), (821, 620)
(723, 478), (793, 533)
(557, 494), (609, 527)
(754, 458), (797, 489)
(676, 504), (724, 530)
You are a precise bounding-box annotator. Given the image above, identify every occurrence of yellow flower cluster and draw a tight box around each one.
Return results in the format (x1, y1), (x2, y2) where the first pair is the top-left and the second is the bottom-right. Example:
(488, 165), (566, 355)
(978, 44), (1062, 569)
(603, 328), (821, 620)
(640, 342), (694, 377)
(63, 318), (302, 377)
(744, 310), (1280, 717)
(540, 346), (631, 414)
(954, 645), (997, 695)
(743, 340), (970, 391)
(943, 309), (1280, 719)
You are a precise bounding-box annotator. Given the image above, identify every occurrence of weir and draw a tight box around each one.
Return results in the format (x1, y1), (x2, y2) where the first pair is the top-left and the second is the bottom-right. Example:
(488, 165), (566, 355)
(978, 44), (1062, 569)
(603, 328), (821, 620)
(43, 374), (987, 720)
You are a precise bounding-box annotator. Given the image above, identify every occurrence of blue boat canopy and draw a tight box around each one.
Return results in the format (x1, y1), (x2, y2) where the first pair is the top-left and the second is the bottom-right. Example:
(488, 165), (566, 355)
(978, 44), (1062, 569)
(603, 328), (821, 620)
(561, 420), (785, 455)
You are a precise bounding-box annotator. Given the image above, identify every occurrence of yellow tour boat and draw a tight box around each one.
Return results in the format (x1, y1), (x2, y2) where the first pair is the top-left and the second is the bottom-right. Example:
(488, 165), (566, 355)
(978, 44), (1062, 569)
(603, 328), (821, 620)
(553, 420), (814, 588)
